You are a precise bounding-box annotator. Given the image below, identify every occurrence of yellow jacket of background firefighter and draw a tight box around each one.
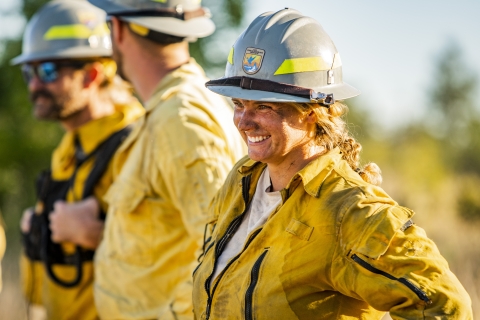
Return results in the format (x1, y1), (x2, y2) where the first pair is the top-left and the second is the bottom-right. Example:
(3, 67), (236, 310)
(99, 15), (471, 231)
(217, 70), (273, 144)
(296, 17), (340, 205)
(94, 59), (246, 319)
(192, 149), (473, 319)
(20, 102), (144, 320)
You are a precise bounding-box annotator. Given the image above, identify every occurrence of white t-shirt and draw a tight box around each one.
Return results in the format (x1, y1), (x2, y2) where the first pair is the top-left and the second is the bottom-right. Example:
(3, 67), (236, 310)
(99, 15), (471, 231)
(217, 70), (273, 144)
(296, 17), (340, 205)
(211, 168), (282, 283)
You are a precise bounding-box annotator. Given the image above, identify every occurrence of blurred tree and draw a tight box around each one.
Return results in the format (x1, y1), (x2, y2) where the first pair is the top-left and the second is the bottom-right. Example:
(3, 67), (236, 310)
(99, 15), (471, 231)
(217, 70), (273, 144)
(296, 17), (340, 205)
(343, 42), (480, 211)
(427, 41), (478, 152)
(0, 0), (245, 240)
(426, 41), (480, 220)
(0, 0), (58, 240)
(190, 0), (245, 77)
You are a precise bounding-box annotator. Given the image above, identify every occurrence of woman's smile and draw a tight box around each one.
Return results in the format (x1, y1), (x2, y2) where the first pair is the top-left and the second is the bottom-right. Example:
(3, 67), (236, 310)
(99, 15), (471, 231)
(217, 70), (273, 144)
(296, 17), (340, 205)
(246, 134), (271, 144)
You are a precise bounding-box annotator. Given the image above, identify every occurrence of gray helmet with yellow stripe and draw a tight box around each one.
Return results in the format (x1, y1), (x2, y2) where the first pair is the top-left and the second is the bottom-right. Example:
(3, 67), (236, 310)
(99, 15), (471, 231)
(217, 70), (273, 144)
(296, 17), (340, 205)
(206, 8), (360, 104)
(11, 0), (111, 65)
(87, 0), (215, 41)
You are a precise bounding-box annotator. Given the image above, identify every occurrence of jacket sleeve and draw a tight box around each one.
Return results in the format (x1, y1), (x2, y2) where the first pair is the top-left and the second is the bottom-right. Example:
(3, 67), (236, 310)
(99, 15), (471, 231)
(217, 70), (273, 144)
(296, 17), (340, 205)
(332, 204), (473, 319)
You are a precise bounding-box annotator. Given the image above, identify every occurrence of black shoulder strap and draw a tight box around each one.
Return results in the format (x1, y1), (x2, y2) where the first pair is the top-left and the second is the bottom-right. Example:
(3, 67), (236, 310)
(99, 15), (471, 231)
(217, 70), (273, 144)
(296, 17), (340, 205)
(26, 126), (132, 288)
(82, 126), (132, 199)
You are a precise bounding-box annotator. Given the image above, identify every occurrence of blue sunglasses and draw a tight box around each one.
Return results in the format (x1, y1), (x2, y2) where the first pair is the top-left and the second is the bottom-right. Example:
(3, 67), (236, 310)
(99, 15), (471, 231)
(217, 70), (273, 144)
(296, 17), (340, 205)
(21, 61), (87, 84)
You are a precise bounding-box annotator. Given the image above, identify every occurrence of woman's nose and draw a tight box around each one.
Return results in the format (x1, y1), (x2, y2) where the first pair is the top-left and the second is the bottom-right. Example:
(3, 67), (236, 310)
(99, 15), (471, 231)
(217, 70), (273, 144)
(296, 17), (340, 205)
(235, 109), (255, 132)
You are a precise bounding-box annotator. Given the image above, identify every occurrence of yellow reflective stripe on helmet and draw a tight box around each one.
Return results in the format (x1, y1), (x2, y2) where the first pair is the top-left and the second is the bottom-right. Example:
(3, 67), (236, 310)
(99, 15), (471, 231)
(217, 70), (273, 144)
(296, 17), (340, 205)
(44, 24), (93, 40)
(151, 0), (167, 2)
(274, 56), (342, 75)
(228, 47), (234, 65)
(129, 22), (149, 37)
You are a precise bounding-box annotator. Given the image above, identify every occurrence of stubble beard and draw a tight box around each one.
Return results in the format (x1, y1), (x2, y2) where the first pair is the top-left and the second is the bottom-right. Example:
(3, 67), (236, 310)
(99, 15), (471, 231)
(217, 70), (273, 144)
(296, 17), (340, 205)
(30, 88), (85, 121)
(30, 89), (63, 120)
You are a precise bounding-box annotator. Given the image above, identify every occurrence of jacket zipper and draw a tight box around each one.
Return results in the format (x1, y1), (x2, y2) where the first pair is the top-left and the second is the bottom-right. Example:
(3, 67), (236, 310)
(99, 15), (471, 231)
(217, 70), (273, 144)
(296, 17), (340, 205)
(350, 253), (432, 305)
(193, 241), (216, 277)
(204, 175), (253, 320)
(245, 249), (269, 320)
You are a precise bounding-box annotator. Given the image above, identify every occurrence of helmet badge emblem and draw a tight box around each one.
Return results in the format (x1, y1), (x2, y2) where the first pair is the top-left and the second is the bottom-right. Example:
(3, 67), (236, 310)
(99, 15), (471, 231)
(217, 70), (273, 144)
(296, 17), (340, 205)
(242, 47), (265, 75)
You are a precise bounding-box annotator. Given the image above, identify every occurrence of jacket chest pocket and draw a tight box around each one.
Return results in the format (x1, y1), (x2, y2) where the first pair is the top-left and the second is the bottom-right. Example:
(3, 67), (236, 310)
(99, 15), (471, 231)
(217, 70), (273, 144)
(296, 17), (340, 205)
(244, 249), (269, 320)
(105, 181), (154, 267)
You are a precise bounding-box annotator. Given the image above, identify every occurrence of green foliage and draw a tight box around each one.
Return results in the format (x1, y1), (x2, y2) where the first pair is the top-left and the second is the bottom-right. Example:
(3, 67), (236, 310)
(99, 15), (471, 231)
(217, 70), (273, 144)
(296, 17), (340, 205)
(428, 43), (480, 176)
(190, 0), (246, 77)
(457, 176), (480, 221)
(0, 37), (63, 238)
(430, 42), (477, 129)
(427, 41), (479, 152)
(23, 0), (49, 19)
(349, 41), (480, 223)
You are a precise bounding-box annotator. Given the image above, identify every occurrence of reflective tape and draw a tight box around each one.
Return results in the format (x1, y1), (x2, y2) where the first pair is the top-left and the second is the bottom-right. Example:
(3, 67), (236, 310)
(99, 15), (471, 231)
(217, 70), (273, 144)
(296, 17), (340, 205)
(129, 22), (149, 36)
(44, 25), (92, 40)
(228, 47), (234, 65)
(44, 23), (109, 40)
(274, 54), (342, 75)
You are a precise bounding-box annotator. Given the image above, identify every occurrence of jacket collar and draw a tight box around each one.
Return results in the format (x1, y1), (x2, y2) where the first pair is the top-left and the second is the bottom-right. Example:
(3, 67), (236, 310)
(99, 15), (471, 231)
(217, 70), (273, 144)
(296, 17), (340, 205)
(143, 58), (205, 114)
(238, 148), (342, 198)
(73, 102), (143, 154)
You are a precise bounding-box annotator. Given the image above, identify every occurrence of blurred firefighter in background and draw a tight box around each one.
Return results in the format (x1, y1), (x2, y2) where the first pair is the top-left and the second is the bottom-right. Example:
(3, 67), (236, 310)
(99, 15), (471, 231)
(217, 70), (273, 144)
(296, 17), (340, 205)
(77, 0), (246, 318)
(12, 0), (143, 318)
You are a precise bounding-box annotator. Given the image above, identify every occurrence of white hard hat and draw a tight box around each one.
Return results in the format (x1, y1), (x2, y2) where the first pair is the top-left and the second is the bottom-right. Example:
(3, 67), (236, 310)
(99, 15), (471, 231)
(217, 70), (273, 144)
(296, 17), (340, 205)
(88, 0), (215, 40)
(12, 0), (111, 65)
(206, 8), (360, 104)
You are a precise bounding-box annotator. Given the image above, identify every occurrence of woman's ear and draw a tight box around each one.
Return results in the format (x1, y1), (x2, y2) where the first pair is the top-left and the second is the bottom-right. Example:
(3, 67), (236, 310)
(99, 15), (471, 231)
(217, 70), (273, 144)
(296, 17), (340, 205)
(305, 110), (317, 124)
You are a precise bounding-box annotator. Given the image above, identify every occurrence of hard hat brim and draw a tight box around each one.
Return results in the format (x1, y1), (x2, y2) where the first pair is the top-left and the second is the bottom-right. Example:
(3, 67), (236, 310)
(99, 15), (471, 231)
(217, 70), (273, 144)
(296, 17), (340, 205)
(207, 82), (361, 103)
(11, 47), (112, 65)
(88, 0), (215, 38)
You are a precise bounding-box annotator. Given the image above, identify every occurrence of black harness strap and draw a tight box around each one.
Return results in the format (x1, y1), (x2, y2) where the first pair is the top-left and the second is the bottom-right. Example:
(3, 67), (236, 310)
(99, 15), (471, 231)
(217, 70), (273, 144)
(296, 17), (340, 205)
(82, 126), (131, 199)
(35, 126), (132, 288)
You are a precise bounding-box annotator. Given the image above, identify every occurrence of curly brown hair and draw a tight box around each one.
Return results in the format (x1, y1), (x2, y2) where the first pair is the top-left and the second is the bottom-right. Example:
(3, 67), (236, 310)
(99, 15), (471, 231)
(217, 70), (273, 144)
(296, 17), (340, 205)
(291, 101), (382, 186)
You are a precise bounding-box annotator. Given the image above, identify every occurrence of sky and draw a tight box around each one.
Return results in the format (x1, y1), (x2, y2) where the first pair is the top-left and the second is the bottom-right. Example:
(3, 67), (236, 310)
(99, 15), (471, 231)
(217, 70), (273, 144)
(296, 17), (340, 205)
(1, 0), (479, 128)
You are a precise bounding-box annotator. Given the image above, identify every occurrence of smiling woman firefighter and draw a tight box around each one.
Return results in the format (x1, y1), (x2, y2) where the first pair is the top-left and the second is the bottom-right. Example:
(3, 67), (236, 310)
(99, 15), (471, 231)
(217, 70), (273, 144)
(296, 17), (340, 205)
(191, 8), (472, 319)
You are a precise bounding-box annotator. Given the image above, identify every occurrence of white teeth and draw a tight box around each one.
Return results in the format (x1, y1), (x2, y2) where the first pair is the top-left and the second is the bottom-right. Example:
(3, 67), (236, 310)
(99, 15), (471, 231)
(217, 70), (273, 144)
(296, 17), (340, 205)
(247, 135), (269, 143)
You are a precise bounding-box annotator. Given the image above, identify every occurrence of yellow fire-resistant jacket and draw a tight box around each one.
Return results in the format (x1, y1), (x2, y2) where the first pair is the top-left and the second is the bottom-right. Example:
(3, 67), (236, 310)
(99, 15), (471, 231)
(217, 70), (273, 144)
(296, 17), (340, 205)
(192, 149), (473, 319)
(94, 59), (246, 319)
(20, 102), (144, 320)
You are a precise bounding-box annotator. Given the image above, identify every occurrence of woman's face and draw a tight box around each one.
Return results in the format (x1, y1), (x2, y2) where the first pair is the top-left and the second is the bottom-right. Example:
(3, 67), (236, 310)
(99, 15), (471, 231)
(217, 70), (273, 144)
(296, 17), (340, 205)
(233, 99), (317, 168)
